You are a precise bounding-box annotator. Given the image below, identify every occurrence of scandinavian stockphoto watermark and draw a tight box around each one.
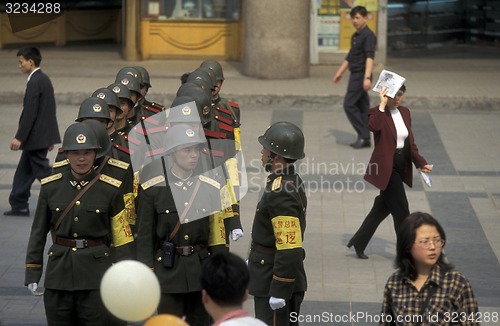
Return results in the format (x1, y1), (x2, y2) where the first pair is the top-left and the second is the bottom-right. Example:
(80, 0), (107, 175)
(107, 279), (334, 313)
(248, 156), (377, 196)
(129, 103), (377, 222)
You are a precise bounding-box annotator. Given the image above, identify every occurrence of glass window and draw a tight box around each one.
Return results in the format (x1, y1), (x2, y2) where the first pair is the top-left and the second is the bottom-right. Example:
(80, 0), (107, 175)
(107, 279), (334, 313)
(144, 0), (241, 20)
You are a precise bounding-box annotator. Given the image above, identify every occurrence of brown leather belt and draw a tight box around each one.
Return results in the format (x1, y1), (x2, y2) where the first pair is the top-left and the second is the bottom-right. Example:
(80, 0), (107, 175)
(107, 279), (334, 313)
(176, 244), (204, 256)
(55, 237), (104, 249)
(251, 242), (276, 255)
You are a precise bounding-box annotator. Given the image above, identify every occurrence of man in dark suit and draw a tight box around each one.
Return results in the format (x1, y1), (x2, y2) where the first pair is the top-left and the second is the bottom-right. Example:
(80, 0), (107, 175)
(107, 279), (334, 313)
(4, 46), (60, 216)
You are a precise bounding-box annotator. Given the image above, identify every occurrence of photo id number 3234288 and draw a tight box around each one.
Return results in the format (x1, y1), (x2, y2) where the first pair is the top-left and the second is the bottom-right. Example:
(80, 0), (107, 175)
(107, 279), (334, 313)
(5, 2), (61, 14)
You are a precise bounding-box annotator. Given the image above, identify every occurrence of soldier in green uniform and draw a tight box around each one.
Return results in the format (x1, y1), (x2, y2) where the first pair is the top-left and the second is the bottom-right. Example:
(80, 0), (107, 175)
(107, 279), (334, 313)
(25, 122), (134, 325)
(174, 85), (239, 254)
(115, 74), (142, 126)
(134, 66), (167, 122)
(52, 98), (136, 236)
(136, 123), (223, 326)
(248, 122), (307, 326)
(91, 87), (122, 136)
(200, 60), (244, 244)
(107, 82), (135, 145)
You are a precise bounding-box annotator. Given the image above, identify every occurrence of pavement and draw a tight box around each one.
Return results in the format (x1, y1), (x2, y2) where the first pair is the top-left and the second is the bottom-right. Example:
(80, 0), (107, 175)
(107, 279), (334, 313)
(0, 43), (499, 325)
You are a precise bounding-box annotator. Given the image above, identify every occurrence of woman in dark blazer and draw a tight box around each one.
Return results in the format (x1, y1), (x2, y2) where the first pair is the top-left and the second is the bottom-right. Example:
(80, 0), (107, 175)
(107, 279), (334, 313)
(347, 85), (432, 259)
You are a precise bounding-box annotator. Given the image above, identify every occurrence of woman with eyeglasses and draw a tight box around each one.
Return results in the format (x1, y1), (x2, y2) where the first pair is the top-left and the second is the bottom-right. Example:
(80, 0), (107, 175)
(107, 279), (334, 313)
(380, 212), (479, 325)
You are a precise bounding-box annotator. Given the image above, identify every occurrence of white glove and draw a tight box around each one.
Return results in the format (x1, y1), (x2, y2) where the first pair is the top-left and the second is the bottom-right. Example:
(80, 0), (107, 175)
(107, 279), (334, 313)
(231, 228), (244, 241)
(28, 283), (43, 296)
(269, 296), (286, 310)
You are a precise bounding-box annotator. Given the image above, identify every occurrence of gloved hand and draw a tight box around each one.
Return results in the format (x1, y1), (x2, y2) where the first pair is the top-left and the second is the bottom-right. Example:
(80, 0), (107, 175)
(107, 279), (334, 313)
(28, 283), (42, 296)
(269, 296), (286, 310)
(231, 228), (244, 241)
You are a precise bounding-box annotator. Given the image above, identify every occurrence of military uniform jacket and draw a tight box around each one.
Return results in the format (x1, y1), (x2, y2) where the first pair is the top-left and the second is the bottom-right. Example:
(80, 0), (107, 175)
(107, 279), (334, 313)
(52, 150), (136, 227)
(248, 165), (307, 299)
(137, 171), (222, 293)
(25, 170), (134, 290)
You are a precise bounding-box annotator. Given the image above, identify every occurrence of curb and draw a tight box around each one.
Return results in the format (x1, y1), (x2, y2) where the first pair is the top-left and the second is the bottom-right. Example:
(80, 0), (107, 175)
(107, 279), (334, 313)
(3, 92), (500, 112)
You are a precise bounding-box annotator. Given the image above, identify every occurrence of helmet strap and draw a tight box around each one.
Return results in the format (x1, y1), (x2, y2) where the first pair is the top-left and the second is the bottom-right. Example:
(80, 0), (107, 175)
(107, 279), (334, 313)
(264, 152), (276, 172)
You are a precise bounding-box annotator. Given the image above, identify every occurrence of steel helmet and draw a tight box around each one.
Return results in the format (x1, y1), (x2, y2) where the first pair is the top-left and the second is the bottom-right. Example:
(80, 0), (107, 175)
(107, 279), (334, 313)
(116, 67), (143, 87)
(115, 74), (141, 96)
(91, 88), (121, 112)
(176, 85), (212, 119)
(133, 66), (151, 88)
(81, 119), (111, 159)
(168, 97), (201, 124)
(75, 97), (111, 123)
(163, 123), (207, 154)
(258, 122), (305, 160)
(177, 81), (211, 99)
(107, 83), (134, 107)
(186, 68), (216, 89)
(178, 79), (212, 97)
(62, 122), (101, 152)
(200, 60), (224, 81)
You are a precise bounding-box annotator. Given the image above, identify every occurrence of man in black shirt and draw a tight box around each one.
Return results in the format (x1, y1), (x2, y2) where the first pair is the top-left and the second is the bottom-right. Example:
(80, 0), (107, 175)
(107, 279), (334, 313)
(332, 6), (376, 149)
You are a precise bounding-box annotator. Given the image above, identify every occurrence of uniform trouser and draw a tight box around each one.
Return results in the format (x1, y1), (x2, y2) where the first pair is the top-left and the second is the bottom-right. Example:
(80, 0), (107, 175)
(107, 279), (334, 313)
(344, 71), (370, 140)
(158, 291), (208, 326)
(9, 148), (51, 210)
(254, 292), (305, 326)
(349, 151), (409, 252)
(44, 289), (124, 326)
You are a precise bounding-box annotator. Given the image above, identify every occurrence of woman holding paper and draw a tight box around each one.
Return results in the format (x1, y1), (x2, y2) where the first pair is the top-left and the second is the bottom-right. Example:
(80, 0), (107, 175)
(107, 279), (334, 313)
(347, 85), (433, 259)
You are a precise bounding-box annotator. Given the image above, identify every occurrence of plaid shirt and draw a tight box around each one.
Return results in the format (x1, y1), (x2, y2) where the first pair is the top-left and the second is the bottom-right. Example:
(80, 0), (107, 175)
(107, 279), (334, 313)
(381, 264), (480, 325)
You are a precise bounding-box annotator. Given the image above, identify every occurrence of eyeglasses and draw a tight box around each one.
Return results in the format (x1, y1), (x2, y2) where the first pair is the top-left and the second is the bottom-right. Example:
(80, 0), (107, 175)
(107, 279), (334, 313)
(414, 238), (445, 249)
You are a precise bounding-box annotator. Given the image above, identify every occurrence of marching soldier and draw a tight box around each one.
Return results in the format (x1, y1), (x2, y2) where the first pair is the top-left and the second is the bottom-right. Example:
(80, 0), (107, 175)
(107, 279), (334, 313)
(107, 82), (134, 158)
(115, 73), (142, 126)
(136, 123), (223, 326)
(248, 122), (307, 326)
(91, 87), (122, 136)
(134, 66), (167, 121)
(201, 60), (244, 244)
(176, 85), (241, 254)
(25, 122), (134, 325)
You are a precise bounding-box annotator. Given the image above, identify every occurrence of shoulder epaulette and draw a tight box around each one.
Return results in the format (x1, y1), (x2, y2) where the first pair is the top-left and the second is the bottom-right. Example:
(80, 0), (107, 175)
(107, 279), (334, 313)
(127, 135), (141, 146)
(199, 175), (220, 189)
(141, 175), (166, 190)
(228, 101), (239, 108)
(143, 105), (162, 114)
(271, 176), (282, 191)
(215, 106), (233, 116)
(41, 173), (63, 185)
(53, 160), (69, 168)
(107, 158), (130, 170)
(113, 144), (130, 155)
(99, 174), (122, 188)
(215, 114), (233, 126)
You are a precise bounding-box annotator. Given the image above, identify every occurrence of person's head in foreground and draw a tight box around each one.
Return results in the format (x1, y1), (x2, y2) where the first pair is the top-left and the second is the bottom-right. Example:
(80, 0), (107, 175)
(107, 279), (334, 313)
(396, 211), (451, 280)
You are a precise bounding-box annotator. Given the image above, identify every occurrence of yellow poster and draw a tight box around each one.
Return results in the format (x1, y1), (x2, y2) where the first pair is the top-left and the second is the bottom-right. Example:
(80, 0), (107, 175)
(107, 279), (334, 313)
(339, 11), (377, 51)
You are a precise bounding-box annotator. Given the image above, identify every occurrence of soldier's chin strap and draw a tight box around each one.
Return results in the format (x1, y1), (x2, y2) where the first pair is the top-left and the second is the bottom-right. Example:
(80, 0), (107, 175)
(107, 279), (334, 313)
(264, 152), (276, 172)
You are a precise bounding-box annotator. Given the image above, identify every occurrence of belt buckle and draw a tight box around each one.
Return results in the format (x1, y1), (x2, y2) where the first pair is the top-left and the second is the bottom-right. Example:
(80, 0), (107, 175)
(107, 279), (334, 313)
(74, 239), (86, 249)
(181, 246), (193, 256)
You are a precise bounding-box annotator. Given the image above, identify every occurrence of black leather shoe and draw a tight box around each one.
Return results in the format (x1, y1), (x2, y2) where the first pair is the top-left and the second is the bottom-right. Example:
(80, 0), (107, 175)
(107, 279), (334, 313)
(4, 209), (30, 216)
(350, 138), (371, 149)
(347, 240), (368, 259)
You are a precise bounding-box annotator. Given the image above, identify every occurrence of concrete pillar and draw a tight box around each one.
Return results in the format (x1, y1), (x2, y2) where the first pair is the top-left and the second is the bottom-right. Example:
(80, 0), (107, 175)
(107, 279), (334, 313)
(123, 0), (140, 61)
(377, 0), (387, 65)
(243, 0), (310, 79)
